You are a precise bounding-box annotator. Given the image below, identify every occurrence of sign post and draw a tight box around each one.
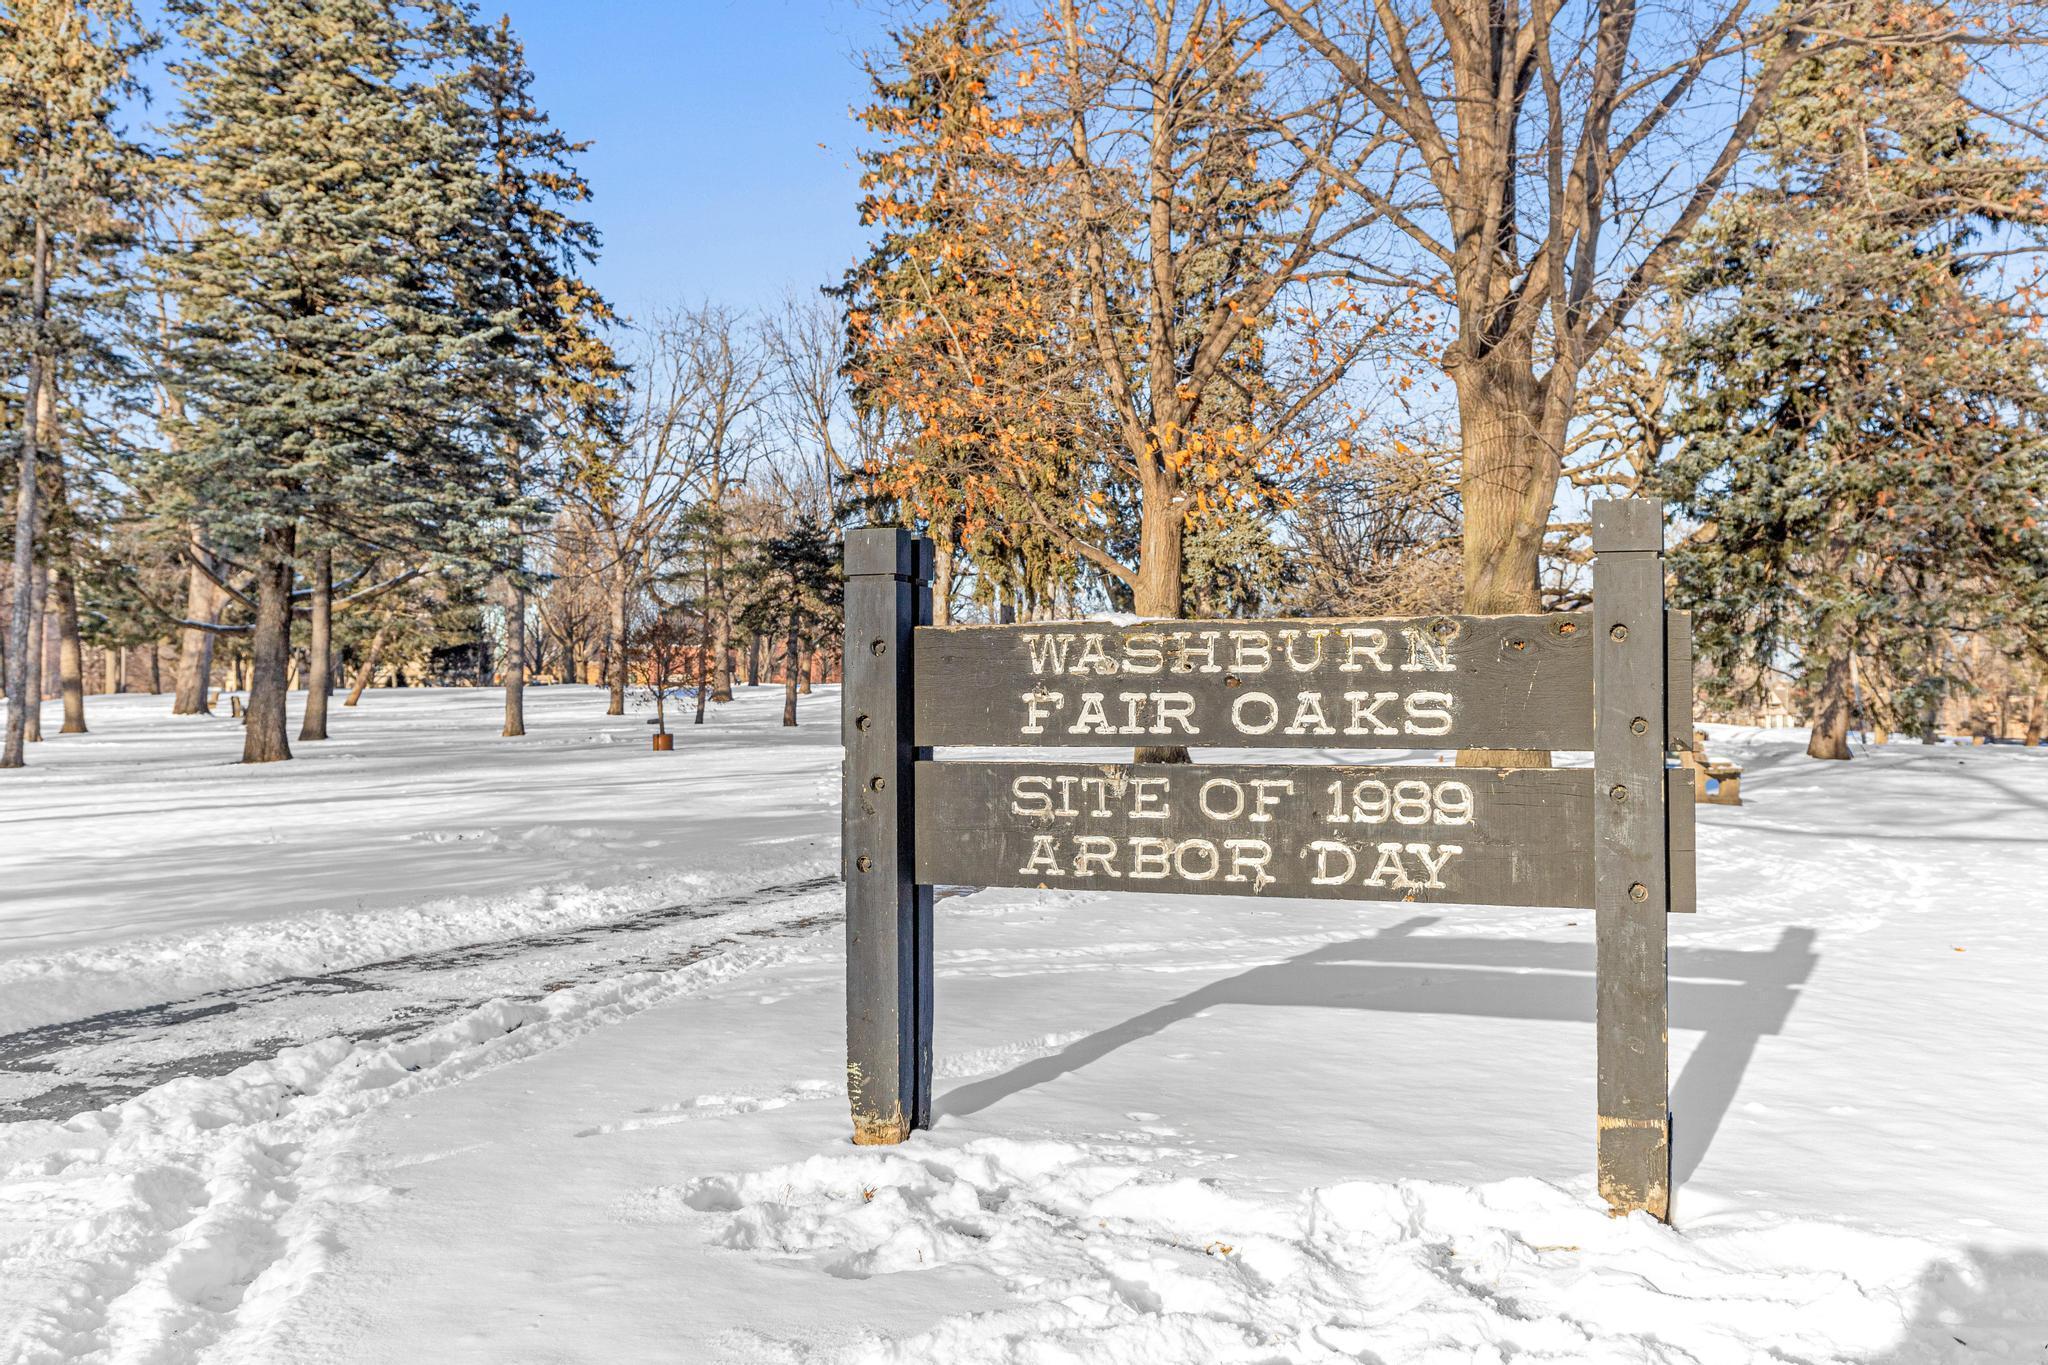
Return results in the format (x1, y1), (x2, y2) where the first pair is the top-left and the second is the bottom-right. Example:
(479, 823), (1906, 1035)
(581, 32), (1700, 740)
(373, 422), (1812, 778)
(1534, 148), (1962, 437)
(842, 501), (1691, 1219)
(1592, 500), (1673, 1220)
(842, 528), (933, 1145)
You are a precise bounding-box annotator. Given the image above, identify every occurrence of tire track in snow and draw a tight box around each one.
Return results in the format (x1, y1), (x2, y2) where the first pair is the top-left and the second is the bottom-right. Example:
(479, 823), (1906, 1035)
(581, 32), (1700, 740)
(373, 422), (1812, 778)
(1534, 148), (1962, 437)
(0, 880), (841, 1365)
(0, 874), (839, 1122)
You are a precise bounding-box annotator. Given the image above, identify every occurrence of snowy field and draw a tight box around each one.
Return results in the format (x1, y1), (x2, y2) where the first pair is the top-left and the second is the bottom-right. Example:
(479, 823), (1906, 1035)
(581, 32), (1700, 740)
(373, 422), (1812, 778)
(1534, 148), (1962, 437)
(1, 685), (2045, 1363)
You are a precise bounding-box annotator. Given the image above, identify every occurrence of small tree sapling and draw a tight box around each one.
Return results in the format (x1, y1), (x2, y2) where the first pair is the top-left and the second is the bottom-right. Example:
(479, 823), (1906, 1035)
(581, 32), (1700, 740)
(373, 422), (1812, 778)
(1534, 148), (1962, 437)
(634, 605), (696, 743)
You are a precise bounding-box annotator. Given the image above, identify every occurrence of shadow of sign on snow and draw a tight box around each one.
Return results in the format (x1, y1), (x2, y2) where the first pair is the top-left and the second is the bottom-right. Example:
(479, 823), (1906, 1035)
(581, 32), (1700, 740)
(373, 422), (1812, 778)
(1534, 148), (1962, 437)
(1879, 1246), (2048, 1361)
(936, 915), (1818, 1191)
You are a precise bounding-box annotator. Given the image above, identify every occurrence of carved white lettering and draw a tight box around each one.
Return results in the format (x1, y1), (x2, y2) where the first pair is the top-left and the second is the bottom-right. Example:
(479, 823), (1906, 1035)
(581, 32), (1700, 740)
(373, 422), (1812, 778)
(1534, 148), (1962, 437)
(1224, 839), (1274, 889)
(1174, 839), (1220, 880)
(1232, 691), (1280, 735)
(1401, 628), (1454, 673)
(1363, 842), (1417, 889)
(1306, 840), (1358, 884)
(1073, 633), (1117, 676)
(1123, 634), (1164, 675)
(1229, 630), (1273, 674)
(1319, 778), (1476, 826)
(1409, 843), (1463, 889)
(1020, 835), (1064, 878)
(1153, 692), (1198, 735)
(1010, 775), (1053, 817)
(1023, 635), (1073, 675)
(1280, 628), (1326, 672)
(1391, 780), (1433, 824)
(1351, 780), (1390, 821)
(1130, 776), (1170, 819)
(1128, 837), (1172, 879)
(1249, 778), (1294, 823)
(1342, 691), (1400, 736)
(1073, 835), (1121, 878)
(1052, 775), (1080, 817)
(1340, 628), (1391, 673)
(1404, 691), (1454, 736)
(1283, 691), (1335, 736)
(1068, 693), (1117, 736)
(1022, 690), (1065, 735)
(1175, 631), (1224, 674)
(1199, 777), (1244, 820)
(1079, 775), (1117, 817)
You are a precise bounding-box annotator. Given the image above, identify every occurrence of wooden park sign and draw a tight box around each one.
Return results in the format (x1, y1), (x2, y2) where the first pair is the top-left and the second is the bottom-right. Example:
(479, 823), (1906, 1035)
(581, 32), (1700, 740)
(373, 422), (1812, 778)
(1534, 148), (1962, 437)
(843, 499), (1695, 1220)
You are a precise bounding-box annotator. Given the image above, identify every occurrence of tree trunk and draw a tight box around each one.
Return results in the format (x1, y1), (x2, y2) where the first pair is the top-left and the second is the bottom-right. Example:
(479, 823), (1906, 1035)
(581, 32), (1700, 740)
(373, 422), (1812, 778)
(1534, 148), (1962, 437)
(782, 624), (800, 727)
(1806, 651), (1853, 761)
(1452, 351), (1564, 770)
(1133, 470), (1189, 764)
(24, 565), (48, 743)
(172, 531), (219, 714)
(34, 378), (84, 736)
(931, 524), (954, 627)
(694, 610), (710, 726)
(747, 632), (761, 687)
(1454, 351), (1560, 617)
(299, 548), (333, 741)
(711, 608), (734, 703)
(53, 565), (85, 733)
(149, 645), (162, 694)
(607, 578), (629, 716)
(243, 524), (296, 764)
(799, 641), (814, 695)
(502, 579), (527, 737)
(1921, 646), (1942, 743)
(2024, 692), (2042, 748)
(345, 615), (391, 706)
(2, 222), (50, 770)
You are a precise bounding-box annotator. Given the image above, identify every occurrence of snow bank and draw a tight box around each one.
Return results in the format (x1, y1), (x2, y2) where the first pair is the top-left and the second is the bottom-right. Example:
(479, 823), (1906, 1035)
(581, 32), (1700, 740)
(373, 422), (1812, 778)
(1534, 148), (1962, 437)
(669, 1136), (1961, 1363)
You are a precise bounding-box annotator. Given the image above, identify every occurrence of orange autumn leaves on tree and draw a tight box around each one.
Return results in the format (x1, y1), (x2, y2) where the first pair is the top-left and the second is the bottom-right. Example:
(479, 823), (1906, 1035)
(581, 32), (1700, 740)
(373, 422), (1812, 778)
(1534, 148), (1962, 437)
(843, 0), (1401, 622)
(840, 0), (1080, 613)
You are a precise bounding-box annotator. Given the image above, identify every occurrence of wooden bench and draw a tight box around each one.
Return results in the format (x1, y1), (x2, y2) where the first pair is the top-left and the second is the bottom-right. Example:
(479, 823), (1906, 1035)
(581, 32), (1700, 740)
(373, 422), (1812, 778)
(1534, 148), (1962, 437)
(1681, 730), (1743, 805)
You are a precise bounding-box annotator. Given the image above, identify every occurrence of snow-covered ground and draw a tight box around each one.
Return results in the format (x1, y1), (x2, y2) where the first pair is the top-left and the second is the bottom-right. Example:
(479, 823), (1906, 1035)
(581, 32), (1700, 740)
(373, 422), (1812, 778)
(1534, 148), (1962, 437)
(2, 686), (2045, 1363)
(0, 686), (840, 1035)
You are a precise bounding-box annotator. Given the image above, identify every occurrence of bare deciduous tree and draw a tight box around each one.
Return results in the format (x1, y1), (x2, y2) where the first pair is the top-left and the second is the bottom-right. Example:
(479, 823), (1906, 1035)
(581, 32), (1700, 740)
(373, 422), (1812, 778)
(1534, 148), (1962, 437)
(1263, 0), (2047, 625)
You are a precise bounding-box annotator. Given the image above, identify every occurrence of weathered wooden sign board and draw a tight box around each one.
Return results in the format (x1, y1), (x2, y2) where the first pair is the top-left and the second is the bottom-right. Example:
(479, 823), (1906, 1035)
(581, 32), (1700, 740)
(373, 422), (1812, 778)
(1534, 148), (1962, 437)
(844, 500), (1695, 1221)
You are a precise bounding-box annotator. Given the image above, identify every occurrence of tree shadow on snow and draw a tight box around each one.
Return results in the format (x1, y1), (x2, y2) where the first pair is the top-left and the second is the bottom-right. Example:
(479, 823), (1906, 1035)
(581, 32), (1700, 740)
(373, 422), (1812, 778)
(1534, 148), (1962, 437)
(936, 916), (1819, 1195)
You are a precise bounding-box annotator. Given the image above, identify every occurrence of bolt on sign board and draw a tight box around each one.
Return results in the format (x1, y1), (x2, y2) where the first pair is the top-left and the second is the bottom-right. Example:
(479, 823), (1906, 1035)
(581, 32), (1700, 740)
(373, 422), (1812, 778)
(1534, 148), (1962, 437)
(843, 499), (1696, 1222)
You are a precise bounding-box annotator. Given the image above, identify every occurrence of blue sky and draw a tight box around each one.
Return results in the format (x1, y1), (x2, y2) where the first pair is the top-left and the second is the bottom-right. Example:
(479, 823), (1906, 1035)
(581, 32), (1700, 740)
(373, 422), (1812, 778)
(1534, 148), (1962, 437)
(488, 0), (894, 323)
(136, 0), (897, 325)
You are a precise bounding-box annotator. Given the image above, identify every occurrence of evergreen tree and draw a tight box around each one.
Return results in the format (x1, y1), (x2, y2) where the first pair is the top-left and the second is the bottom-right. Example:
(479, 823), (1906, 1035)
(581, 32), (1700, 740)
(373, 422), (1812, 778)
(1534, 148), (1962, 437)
(459, 13), (620, 738)
(736, 514), (840, 727)
(0, 0), (153, 767)
(151, 0), (518, 763)
(837, 0), (1082, 623)
(1663, 9), (2048, 759)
